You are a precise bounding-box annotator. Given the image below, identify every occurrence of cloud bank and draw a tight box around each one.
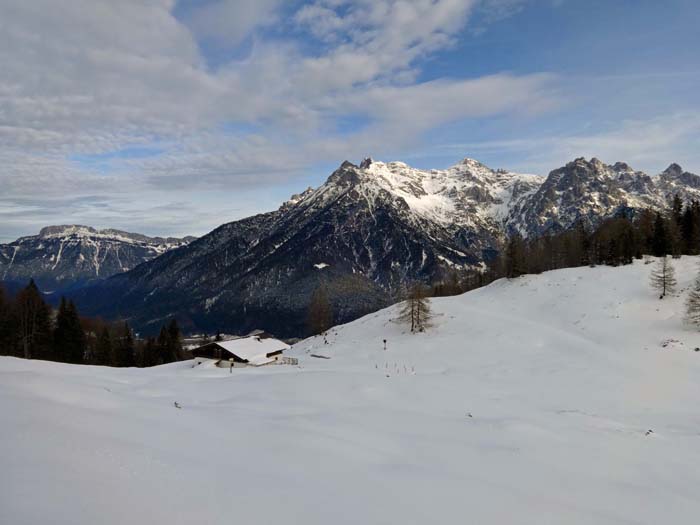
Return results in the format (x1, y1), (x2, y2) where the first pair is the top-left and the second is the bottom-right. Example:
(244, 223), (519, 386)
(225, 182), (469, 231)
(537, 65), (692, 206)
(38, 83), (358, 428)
(0, 0), (696, 241)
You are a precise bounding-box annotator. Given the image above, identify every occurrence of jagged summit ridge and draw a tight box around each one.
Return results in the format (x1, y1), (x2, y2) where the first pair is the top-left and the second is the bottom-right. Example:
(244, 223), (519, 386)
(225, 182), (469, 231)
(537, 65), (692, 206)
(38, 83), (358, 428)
(51, 154), (700, 337)
(284, 155), (700, 239)
(1, 226), (195, 291)
(35, 225), (196, 245)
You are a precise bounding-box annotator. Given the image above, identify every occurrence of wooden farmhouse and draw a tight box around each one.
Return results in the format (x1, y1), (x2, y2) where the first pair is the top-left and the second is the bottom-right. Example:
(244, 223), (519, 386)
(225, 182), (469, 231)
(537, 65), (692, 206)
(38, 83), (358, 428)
(191, 335), (293, 368)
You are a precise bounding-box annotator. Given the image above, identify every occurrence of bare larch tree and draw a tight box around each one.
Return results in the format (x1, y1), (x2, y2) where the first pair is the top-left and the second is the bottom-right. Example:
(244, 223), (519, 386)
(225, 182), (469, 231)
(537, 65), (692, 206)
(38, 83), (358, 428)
(397, 283), (433, 333)
(650, 256), (677, 299)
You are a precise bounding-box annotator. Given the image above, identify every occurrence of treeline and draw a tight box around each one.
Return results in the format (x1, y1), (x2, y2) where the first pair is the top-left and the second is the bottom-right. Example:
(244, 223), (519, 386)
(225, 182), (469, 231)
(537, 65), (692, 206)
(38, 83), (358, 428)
(0, 279), (186, 367)
(432, 196), (700, 296)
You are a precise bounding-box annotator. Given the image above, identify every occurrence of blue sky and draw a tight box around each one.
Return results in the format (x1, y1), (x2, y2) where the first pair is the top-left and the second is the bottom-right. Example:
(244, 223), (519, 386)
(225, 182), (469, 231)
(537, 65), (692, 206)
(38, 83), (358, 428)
(1, 0), (699, 242)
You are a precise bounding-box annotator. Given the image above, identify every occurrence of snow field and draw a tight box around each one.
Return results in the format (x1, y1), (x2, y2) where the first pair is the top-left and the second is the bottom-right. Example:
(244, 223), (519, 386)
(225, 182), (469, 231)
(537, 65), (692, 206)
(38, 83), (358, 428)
(2, 257), (700, 524)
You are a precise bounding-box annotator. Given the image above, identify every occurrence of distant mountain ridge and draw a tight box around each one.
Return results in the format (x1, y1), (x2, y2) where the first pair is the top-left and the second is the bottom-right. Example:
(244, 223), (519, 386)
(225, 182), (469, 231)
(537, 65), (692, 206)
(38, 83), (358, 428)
(511, 157), (700, 237)
(70, 156), (700, 337)
(0, 225), (195, 292)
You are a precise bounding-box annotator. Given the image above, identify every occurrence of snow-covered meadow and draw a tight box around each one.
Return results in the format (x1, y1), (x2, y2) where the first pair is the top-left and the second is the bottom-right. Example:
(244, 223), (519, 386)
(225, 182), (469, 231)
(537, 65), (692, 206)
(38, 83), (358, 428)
(2, 258), (700, 524)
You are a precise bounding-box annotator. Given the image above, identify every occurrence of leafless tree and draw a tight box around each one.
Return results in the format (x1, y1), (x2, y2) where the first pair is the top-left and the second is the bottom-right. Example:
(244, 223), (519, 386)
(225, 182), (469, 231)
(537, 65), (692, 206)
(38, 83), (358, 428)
(397, 283), (433, 333)
(650, 256), (677, 298)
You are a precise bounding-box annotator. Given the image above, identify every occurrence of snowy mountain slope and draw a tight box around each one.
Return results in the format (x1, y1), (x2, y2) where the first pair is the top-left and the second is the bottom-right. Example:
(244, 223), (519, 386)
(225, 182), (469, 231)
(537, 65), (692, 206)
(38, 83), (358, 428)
(73, 158), (540, 335)
(0, 225), (195, 292)
(3, 259), (700, 524)
(71, 156), (700, 336)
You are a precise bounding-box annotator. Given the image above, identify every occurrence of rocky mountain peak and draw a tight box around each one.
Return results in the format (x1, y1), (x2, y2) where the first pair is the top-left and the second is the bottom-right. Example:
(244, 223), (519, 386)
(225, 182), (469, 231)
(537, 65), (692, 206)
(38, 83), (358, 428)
(326, 160), (364, 187)
(38, 225), (98, 239)
(1, 226), (194, 291)
(284, 187), (315, 207)
(65, 154), (700, 338)
(663, 163), (684, 177)
(359, 157), (374, 169)
(612, 161), (633, 173)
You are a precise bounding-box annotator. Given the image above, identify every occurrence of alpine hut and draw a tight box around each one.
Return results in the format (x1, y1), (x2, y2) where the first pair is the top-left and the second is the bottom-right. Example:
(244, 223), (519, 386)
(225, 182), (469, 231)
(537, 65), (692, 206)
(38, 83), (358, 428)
(191, 335), (291, 368)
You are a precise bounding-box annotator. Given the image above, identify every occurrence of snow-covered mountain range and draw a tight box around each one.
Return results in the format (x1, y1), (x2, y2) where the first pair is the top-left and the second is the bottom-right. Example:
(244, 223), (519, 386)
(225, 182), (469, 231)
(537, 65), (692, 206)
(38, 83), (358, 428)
(70, 156), (700, 336)
(0, 225), (195, 292)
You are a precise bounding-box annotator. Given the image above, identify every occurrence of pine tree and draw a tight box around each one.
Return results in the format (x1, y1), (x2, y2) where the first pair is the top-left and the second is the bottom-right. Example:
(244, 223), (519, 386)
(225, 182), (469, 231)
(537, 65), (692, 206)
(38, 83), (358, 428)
(15, 279), (52, 360)
(66, 301), (86, 364)
(156, 326), (169, 365)
(167, 319), (183, 362)
(53, 297), (86, 364)
(671, 193), (683, 224)
(138, 337), (159, 367)
(685, 274), (700, 329)
(307, 285), (333, 336)
(504, 234), (527, 278)
(635, 208), (656, 255)
(650, 256), (677, 299)
(0, 284), (14, 356)
(112, 321), (135, 367)
(93, 326), (113, 366)
(651, 213), (670, 257)
(156, 320), (182, 364)
(681, 200), (700, 254)
(53, 297), (71, 362)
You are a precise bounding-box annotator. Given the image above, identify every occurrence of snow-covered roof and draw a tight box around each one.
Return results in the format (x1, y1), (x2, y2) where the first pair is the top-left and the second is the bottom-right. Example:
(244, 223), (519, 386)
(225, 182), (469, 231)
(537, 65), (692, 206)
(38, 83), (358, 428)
(215, 336), (289, 362)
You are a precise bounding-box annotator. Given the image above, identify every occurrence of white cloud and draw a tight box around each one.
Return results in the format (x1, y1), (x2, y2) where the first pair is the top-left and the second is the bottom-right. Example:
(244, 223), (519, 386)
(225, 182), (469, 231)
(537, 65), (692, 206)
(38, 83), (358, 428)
(0, 0), (557, 240)
(184, 0), (282, 46)
(441, 112), (700, 175)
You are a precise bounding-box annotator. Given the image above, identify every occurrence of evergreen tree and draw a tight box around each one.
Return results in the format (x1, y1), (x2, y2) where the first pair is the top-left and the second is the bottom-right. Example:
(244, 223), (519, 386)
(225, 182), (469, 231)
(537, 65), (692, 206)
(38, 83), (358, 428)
(156, 320), (182, 364)
(112, 321), (135, 367)
(504, 233), (527, 278)
(66, 301), (87, 363)
(156, 326), (169, 365)
(651, 213), (670, 257)
(650, 256), (677, 299)
(307, 285), (333, 336)
(685, 274), (700, 329)
(15, 279), (52, 360)
(671, 194), (683, 225)
(137, 337), (159, 367)
(167, 319), (183, 362)
(0, 285), (14, 356)
(53, 297), (86, 364)
(93, 326), (113, 366)
(575, 221), (591, 266)
(681, 200), (700, 254)
(635, 208), (656, 255)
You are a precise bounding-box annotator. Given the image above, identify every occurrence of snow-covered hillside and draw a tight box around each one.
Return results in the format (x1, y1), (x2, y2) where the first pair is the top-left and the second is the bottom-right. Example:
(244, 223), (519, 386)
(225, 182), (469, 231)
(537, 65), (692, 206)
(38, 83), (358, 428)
(3, 258), (700, 524)
(73, 156), (700, 338)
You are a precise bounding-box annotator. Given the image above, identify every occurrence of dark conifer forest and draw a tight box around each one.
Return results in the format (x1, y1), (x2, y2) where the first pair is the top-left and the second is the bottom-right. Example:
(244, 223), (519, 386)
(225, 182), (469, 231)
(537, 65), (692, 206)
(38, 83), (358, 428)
(432, 197), (700, 296)
(0, 279), (185, 367)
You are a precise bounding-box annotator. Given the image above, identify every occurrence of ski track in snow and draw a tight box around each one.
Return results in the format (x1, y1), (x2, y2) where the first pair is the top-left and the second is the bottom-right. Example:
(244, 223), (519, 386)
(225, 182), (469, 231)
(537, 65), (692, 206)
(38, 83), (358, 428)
(2, 258), (700, 524)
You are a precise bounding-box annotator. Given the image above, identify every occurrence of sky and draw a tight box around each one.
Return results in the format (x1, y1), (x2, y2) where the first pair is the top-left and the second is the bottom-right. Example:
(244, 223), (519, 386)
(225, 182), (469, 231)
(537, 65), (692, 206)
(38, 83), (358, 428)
(1, 0), (699, 242)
